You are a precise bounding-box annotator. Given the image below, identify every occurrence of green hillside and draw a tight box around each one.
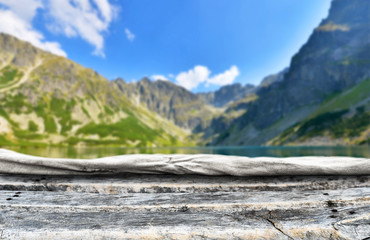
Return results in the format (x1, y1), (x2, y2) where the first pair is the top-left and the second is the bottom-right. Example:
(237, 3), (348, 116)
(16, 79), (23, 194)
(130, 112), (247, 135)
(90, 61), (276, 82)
(0, 33), (191, 148)
(270, 79), (370, 145)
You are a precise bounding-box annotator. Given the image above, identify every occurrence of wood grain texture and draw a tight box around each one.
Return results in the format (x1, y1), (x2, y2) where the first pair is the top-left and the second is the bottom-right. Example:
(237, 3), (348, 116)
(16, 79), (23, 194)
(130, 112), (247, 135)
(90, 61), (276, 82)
(0, 148), (369, 176)
(0, 174), (369, 239)
(0, 149), (369, 239)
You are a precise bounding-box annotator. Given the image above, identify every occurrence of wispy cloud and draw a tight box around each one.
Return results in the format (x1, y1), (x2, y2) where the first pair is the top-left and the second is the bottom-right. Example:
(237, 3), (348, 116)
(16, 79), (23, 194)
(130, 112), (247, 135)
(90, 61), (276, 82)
(125, 28), (135, 42)
(47, 0), (117, 57)
(0, 0), (117, 58)
(175, 65), (239, 90)
(0, 0), (66, 57)
(0, 0), (42, 22)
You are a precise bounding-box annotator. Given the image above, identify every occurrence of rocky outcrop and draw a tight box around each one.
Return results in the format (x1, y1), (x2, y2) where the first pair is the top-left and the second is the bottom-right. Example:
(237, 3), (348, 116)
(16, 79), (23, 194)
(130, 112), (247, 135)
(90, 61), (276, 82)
(259, 67), (288, 87)
(197, 83), (256, 108)
(114, 77), (219, 130)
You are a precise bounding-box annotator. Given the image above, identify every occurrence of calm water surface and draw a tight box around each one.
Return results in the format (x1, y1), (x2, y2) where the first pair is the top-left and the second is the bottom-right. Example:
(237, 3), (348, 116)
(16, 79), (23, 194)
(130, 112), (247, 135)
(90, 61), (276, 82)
(4, 146), (370, 159)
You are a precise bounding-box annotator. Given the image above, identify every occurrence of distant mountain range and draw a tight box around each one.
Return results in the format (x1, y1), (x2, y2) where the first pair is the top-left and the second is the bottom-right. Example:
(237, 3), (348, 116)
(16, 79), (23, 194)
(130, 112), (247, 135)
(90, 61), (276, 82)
(0, 0), (368, 147)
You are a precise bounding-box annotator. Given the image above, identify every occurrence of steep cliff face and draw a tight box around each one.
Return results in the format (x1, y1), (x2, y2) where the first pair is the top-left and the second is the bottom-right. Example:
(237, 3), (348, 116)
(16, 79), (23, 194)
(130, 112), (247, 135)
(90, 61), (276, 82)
(114, 78), (220, 130)
(207, 0), (370, 145)
(197, 83), (256, 108)
(0, 33), (189, 147)
(259, 68), (288, 88)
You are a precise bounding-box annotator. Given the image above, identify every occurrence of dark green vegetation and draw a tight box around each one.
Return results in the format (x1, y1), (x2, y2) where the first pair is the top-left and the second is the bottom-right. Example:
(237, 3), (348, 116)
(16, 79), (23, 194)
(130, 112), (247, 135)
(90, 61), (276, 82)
(0, 88), (182, 146)
(75, 116), (162, 146)
(49, 97), (80, 134)
(0, 65), (23, 85)
(273, 107), (369, 145)
(297, 110), (349, 138)
(13, 129), (43, 140)
(331, 108), (369, 139)
(28, 121), (38, 132)
(270, 78), (370, 145)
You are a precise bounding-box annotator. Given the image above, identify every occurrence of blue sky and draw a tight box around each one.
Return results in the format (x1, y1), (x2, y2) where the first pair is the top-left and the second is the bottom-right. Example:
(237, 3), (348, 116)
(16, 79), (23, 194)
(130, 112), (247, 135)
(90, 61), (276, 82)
(0, 0), (331, 92)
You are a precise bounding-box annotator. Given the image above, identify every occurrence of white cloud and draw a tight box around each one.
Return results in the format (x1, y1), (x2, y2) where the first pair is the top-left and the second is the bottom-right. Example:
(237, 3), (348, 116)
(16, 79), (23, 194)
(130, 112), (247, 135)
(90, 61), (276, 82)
(151, 75), (169, 81)
(0, 0), (117, 57)
(47, 0), (117, 57)
(176, 66), (210, 90)
(0, 0), (42, 22)
(207, 65), (239, 86)
(125, 28), (135, 42)
(168, 73), (175, 78)
(175, 65), (239, 90)
(93, 0), (114, 22)
(0, 9), (67, 57)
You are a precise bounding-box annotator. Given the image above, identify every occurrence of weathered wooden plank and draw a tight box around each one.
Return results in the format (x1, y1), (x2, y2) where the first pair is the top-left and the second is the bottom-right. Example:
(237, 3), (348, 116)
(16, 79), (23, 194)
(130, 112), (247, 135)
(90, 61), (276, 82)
(0, 175), (369, 193)
(1, 195), (369, 239)
(1, 149), (369, 176)
(0, 188), (369, 211)
(0, 148), (369, 239)
(0, 197), (369, 239)
(0, 174), (369, 239)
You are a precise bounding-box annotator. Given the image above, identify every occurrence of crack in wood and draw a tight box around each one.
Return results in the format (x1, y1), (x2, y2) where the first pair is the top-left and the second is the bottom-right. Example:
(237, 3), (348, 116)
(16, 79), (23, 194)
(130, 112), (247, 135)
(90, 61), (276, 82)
(266, 219), (294, 240)
(0, 172), (368, 239)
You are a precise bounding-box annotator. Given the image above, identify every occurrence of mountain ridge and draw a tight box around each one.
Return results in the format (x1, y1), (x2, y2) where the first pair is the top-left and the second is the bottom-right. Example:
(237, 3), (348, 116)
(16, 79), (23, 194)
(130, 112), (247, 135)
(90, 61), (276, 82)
(0, 33), (191, 147)
(204, 0), (370, 146)
(113, 77), (221, 130)
(0, 0), (369, 147)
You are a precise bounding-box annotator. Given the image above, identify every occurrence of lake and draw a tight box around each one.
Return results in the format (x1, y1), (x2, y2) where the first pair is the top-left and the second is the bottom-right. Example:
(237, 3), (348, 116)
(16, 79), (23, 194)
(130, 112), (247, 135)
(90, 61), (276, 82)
(3, 146), (369, 159)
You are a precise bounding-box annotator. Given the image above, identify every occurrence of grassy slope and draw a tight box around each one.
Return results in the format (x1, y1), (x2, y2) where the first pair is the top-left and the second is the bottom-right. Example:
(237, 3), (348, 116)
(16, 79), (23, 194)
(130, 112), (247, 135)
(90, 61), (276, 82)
(270, 79), (370, 145)
(0, 65), (23, 86)
(1, 91), (190, 147)
(0, 34), (192, 148)
(313, 79), (370, 114)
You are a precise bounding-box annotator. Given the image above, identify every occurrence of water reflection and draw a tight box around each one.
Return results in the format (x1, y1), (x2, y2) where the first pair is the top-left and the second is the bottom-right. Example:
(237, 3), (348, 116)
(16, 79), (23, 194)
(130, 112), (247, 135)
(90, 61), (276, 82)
(4, 146), (370, 159)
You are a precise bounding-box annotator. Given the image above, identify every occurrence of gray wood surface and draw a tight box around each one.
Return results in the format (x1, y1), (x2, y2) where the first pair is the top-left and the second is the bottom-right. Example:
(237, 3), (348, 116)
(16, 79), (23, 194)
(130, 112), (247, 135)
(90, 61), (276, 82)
(0, 174), (369, 239)
(0, 149), (369, 239)
(1, 148), (369, 176)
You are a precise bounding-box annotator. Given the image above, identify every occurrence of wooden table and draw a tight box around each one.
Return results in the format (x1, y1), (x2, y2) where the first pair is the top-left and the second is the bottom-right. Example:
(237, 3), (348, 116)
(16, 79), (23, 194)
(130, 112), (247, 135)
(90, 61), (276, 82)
(0, 174), (369, 239)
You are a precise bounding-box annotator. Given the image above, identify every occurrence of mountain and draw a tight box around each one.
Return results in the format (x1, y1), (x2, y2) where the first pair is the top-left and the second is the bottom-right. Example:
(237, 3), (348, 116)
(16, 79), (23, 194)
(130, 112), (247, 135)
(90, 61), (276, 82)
(0, 33), (190, 147)
(205, 0), (370, 146)
(269, 78), (370, 145)
(259, 68), (288, 88)
(197, 83), (256, 108)
(0, 0), (368, 148)
(113, 77), (220, 130)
